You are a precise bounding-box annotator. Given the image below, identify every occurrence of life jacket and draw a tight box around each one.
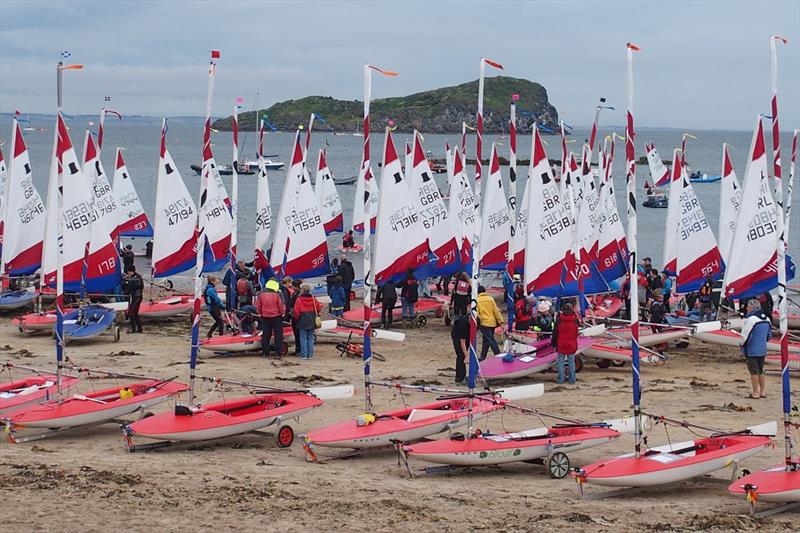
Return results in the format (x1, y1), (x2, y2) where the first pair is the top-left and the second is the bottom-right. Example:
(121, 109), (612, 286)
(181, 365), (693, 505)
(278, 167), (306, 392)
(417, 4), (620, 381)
(455, 280), (470, 296)
(237, 278), (250, 296)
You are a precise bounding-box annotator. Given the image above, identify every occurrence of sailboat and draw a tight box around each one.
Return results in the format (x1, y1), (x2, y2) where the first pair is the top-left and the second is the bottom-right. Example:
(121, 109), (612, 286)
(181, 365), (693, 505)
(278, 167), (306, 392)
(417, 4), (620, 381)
(478, 144), (511, 271)
(574, 44), (772, 491)
(717, 143), (742, 265)
(113, 148), (154, 238)
(0, 119), (46, 310)
(254, 119), (272, 273)
(447, 146), (475, 269)
(642, 142), (669, 208)
(595, 135), (628, 283)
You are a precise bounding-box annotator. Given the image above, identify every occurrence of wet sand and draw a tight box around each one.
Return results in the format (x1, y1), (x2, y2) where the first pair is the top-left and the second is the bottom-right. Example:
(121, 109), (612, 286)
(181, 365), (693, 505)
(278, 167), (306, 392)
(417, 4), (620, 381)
(0, 307), (796, 532)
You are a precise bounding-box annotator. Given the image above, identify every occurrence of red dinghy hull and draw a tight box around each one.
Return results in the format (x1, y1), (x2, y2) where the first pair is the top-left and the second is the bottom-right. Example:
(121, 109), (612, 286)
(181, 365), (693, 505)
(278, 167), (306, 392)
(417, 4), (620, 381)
(730, 465), (800, 503)
(0, 376), (80, 415)
(125, 392), (322, 442)
(404, 425), (620, 466)
(139, 296), (193, 319)
(199, 326), (295, 354)
(304, 397), (505, 449)
(575, 434), (772, 487)
(5, 381), (187, 429)
(586, 295), (624, 319)
(11, 309), (77, 333)
(342, 297), (445, 325)
(693, 329), (800, 354)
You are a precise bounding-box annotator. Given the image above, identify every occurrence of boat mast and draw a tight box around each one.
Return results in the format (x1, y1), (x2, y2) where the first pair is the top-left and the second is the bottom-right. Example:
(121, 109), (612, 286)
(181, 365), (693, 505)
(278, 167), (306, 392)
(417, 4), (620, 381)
(769, 34), (794, 470)
(189, 51), (218, 401)
(625, 42), (642, 457)
(229, 102), (239, 315)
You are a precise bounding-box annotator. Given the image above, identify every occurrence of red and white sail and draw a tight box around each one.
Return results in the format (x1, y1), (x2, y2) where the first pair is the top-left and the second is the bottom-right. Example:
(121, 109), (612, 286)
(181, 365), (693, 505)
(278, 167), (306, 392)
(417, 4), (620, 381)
(254, 120), (272, 270)
(724, 117), (780, 300)
(152, 119), (197, 278)
(525, 126), (575, 296)
(479, 144), (511, 271)
(82, 131), (125, 241)
(409, 131), (459, 275)
(44, 115), (119, 292)
(662, 145), (683, 275)
(596, 136), (628, 281)
(271, 131), (329, 278)
(645, 142), (670, 188)
(112, 149), (153, 237)
(373, 129), (428, 284)
(1, 120), (46, 276)
(718, 143), (742, 264)
(672, 150), (723, 292)
(315, 149), (344, 235)
(352, 163), (378, 235)
(200, 138), (233, 267)
(447, 146), (475, 268)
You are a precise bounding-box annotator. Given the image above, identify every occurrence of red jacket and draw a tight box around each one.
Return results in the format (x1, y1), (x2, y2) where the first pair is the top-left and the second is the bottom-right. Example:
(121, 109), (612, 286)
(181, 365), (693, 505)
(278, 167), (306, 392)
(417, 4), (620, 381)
(255, 291), (286, 318)
(293, 294), (322, 316)
(554, 311), (579, 355)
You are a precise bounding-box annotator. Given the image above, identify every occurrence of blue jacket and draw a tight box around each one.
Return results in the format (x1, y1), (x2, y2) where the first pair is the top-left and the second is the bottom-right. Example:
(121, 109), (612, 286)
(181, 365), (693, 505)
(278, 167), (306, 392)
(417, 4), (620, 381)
(328, 284), (347, 308)
(740, 311), (770, 357)
(204, 284), (224, 313)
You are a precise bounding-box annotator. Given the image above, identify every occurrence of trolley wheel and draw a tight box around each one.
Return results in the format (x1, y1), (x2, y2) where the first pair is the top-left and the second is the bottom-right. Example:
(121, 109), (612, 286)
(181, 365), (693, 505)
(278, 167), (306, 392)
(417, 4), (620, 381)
(444, 316), (452, 326)
(415, 315), (427, 328)
(545, 452), (570, 479)
(611, 360), (626, 368)
(349, 290), (357, 301)
(575, 355), (584, 373)
(165, 280), (174, 290)
(113, 325), (121, 342)
(596, 359), (612, 369)
(737, 468), (751, 479)
(435, 307), (445, 319)
(276, 425), (295, 448)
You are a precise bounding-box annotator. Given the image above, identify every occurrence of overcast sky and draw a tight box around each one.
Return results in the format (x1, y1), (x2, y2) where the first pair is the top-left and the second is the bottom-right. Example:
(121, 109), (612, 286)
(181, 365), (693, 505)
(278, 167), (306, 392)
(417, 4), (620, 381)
(1, 0), (798, 130)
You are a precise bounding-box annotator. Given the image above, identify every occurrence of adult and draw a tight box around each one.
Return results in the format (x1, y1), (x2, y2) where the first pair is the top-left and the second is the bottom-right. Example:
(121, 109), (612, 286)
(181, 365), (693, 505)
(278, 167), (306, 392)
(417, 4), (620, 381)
(121, 265), (144, 333)
(289, 278), (303, 355)
(121, 244), (136, 273)
(236, 272), (256, 308)
(328, 275), (347, 317)
(256, 279), (286, 357)
(451, 314), (470, 385)
(452, 272), (471, 317)
(293, 284), (323, 359)
(739, 299), (771, 399)
(552, 302), (579, 385)
(648, 289), (667, 331)
(338, 256), (356, 312)
(379, 280), (398, 329)
(476, 285), (503, 360)
(399, 270), (420, 327)
(204, 276), (225, 338)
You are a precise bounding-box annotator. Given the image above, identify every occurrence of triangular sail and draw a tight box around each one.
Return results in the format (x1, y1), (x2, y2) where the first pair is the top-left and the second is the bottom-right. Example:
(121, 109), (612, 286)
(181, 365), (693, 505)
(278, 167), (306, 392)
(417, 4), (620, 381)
(724, 117), (794, 300)
(315, 149), (344, 235)
(352, 163), (378, 235)
(646, 142), (671, 188)
(447, 146), (474, 269)
(81, 132), (125, 242)
(2, 120), (46, 276)
(200, 136), (233, 273)
(113, 149), (153, 237)
(254, 120), (272, 270)
(672, 150), (724, 292)
(525, 126), (575, 297)
(718, 143), (741, 264)
(373, 129), (428, 284)
(662, 143), (682, 275)
(152, 120), (197, 278)
(478, 144), (511, 271)
(510, 176), (529, 273)
(596, 137), (627, 281)
(410, 131), (459, 277)
(45, 115), (119, 292)
(574, 147), (610, 294)
(271, 132), (330, 278)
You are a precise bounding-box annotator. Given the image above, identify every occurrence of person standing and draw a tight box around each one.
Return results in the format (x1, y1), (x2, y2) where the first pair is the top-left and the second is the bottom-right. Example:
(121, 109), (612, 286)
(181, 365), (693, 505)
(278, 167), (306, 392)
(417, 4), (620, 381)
(399, 270), (419, 327)
(122, 265), (144, 333)
(121, 244), (136, 273)
(476, 285), (503, 360)
(328, 276), (347, 317)
(338, 256), (355, 312)
(379, 280), (398, 328)
(452, 272), (470, 317)
(739, 299), (771, 399)
(661, 271), (673, 311)
(293, 284), (323, 360)
(698, 276), (715, 322)
(552, 302), (579, 384)
(256, 279), (286, 357)
(236, 273), (256, 308)
(450, 313), (470, 385)
(204, 276), (225, 338)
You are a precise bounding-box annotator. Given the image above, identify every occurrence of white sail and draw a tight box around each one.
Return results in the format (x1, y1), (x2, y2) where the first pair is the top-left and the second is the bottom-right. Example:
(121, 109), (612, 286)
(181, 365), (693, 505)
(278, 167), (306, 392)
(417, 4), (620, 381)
(82, 131), (125, 241)
(478, 143), (511, 271)
(254, 121), (272, 269)
(718, 143), (742, 264)
(315, 149), (344, 234)
(112, 148), (153, 237)
(447, 146), (475, 268)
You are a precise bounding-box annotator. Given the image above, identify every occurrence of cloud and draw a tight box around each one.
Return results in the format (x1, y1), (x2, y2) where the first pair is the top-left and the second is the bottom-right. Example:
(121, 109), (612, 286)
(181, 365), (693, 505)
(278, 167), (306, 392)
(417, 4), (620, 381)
(1, 0), (798, 130)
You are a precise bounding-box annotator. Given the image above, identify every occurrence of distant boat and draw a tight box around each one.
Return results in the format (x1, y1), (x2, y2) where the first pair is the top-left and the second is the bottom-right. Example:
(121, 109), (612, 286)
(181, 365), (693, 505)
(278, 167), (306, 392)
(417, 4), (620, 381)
(191, 163), (259, 176)
(642, 191), (668, 208)
(333, 175), (357, 185)
(689, 171), (721, 183)
(244, 159), (285, 171)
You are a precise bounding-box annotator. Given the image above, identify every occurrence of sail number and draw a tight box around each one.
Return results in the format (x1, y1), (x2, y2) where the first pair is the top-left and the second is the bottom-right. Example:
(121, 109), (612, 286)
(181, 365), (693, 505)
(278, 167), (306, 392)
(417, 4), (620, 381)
(164, 198), (194, 226)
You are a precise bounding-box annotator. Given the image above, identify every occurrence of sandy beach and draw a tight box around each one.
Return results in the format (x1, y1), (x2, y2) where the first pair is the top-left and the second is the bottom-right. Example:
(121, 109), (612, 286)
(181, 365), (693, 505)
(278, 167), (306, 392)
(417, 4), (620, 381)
(0, 306), (796, 532)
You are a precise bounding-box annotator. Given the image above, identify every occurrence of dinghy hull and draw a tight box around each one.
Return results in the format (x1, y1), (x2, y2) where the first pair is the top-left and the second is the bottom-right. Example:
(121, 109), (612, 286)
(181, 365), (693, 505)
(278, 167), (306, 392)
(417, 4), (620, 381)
(730, 466), (800, 503)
